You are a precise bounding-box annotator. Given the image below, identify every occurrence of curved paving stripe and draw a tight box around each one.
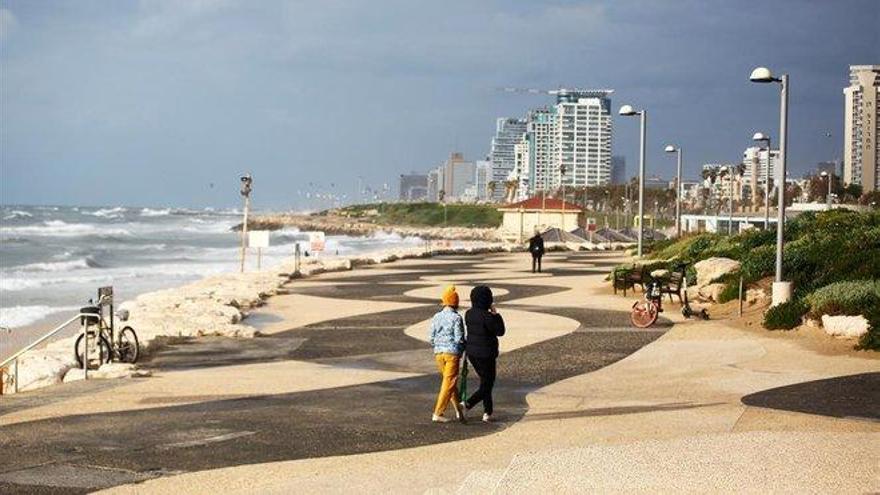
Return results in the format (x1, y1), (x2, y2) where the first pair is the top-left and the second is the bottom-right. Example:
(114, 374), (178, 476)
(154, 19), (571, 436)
(741, 372), (880, 421)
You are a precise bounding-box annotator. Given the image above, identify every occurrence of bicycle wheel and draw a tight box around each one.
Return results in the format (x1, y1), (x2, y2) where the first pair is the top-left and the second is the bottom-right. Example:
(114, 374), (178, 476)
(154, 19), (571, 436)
(630, 301), (658, 328)
(74, 333), (111, 369)
(118, 326), (140, 363)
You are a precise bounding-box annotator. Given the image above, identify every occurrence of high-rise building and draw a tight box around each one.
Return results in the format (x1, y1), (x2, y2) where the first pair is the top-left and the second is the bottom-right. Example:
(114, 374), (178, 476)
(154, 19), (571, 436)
(398, 173), (428, 201)
(844, 65), (879, 192)
(427, 167), (444, 202)
(489, 118), (527, 201)
(554, 90), (613, 188)
(439, 152), (476, 201)
(611, 155), (626, 184)
(742, 147), (780, 184)
(473, 160), (492, 201)
(525, 107), (557, 193)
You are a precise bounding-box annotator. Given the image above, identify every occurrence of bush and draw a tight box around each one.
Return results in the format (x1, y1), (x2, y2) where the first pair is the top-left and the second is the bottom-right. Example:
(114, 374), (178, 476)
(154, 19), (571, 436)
(740, 244), (776, 282)
(763, 300), (808, 330)
(805, 280), (880, 319)
(717, 281), (744, 304)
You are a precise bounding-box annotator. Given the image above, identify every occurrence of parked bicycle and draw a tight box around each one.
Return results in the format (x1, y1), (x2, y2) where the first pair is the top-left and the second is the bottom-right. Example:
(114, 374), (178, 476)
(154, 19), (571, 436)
(630, 278), (663, 328)
(74, 287), (139, 368)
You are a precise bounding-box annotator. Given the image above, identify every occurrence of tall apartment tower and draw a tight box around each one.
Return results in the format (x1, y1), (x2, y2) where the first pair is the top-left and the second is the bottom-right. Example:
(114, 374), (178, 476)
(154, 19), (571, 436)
(525, 107), (557, 192)
(742, 147), (780, 185)
(844, 65), (880, 192)
(553, 90), (613, 188)
(489, 118), (528, 201)
(610, 155), (626, 184)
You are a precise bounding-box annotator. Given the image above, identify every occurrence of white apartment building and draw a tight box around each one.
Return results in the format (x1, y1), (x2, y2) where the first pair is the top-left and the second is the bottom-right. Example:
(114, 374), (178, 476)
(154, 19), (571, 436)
(554, 91), (613, 188)
(742, 146), (780, 184)
(844, 65), (880, 192)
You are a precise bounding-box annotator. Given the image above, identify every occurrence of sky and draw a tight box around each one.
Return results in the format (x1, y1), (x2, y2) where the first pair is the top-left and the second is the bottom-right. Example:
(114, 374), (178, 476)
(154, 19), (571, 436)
(1, 0), (878, 209)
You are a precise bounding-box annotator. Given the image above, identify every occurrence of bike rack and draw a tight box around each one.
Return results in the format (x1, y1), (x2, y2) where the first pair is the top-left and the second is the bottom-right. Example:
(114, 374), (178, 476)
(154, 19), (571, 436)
(0, 312), (104, 395)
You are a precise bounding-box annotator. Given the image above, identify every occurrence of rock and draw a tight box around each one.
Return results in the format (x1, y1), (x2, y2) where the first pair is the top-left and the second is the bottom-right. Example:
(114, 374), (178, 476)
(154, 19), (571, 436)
(821, 314), (870, 338)
(698, 283), (727, 302)
(746, 288), (767, 305)
(694, 257), (740, 288)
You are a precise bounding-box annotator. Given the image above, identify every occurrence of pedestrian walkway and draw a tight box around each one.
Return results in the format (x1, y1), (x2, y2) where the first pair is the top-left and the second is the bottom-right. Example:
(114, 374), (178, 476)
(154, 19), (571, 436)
(0, 251), (876, 494)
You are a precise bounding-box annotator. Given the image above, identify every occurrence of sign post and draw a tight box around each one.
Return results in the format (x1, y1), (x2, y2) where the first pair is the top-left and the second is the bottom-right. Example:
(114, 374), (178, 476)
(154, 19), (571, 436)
(308, 231), (326, 255)
(249, 230), (270, 270)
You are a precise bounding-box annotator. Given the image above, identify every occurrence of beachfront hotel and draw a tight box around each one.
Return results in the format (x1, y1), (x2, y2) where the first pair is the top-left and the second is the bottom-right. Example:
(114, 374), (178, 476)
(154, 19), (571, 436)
(843, 64), (880, 192)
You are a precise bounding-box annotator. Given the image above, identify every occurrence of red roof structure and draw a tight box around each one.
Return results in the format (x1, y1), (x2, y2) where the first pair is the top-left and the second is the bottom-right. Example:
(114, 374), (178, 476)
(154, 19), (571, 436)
(498, 196), (584, 212)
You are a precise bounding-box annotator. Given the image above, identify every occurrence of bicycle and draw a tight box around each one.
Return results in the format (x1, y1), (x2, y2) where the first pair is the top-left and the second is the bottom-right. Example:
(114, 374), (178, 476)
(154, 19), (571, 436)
(630, 278), (663, 328)
(74, 287), (139, 369)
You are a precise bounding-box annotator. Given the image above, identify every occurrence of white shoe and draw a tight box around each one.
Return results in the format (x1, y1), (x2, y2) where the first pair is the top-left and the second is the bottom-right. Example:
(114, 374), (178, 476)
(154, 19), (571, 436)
(482, 413), (493, 423)
(432, 414), (451, 423)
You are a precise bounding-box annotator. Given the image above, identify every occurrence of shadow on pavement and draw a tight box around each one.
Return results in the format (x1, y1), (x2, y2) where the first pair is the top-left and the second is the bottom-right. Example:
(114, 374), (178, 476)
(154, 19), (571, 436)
(741, 372), (880, 421)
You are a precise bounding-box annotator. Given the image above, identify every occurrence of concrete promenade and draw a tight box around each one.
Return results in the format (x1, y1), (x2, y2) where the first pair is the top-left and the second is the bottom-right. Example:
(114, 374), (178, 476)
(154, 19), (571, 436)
(0, 251), (877, 493)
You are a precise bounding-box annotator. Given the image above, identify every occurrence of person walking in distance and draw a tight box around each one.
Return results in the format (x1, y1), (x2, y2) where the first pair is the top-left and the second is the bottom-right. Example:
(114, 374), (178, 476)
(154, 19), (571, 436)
(461, 286), (505, 422)
(528, 230), (545, 273)
(428, 286), (465, 423)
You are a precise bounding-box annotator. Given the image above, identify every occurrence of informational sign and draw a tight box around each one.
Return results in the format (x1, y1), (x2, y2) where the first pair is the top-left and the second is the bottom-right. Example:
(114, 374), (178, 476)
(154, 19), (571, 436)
(308, 231), (326, 252)
(249, 230), (270, 249)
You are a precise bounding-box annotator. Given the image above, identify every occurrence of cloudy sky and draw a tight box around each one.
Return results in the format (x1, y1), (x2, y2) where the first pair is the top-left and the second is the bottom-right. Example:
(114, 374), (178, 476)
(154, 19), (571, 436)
(1, 0), (877, 209)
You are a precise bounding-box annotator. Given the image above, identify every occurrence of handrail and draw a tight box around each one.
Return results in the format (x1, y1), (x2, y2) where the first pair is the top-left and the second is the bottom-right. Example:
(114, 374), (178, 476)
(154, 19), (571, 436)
(0, 313), (97, 369)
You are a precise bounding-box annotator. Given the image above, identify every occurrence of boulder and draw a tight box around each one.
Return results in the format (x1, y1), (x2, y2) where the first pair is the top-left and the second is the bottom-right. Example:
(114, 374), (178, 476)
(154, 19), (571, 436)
(698, 283), (727, 303)
(821, 314), (870, 338)
(694, 257), (740, 288)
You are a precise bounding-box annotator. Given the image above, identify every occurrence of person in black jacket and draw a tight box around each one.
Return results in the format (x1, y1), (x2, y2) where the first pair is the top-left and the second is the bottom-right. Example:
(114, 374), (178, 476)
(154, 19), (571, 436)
(461, 285), (505, 422)
(528, 231), (545, 273)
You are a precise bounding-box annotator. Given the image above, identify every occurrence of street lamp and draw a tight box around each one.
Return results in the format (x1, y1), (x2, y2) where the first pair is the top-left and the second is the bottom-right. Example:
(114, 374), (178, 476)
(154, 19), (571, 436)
(620, 104), (647, 257)
(750, 66), (790, 305)
(752, 132), (772, 229)
(820, 171), (833, 209)
(664, 144), (683, 238)
(719, 166), (734, 235)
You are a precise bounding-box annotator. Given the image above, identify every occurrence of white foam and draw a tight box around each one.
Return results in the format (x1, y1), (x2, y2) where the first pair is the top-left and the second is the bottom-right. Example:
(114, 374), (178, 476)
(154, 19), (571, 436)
(0, 305), (79, 328)
(140, 208), (172, 217)
(0, 220), (132, 238)
(84, 207), (127, 218)
(2, 210), (33, 220)
(14, 258), (96, 272)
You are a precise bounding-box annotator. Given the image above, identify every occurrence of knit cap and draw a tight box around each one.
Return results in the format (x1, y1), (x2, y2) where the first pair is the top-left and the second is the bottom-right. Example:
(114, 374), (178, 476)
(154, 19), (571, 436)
(441, 285), (459, 307)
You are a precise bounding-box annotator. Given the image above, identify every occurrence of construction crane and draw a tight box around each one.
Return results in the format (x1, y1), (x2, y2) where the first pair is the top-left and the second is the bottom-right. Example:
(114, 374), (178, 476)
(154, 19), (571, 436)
(497, 87), (614, 99)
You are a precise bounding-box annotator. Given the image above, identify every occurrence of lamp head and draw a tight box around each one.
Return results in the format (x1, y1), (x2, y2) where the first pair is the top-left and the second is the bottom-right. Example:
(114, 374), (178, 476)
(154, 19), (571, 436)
(752, 132), (768, 142)
(750, 67), (776, 83)
(618, 104), (637, 116)
(820, 171), (828, 177)
(664, 145), (676, 153)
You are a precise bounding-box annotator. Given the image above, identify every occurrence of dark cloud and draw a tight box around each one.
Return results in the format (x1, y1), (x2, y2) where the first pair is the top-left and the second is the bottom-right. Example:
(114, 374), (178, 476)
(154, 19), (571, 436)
(1, 0), (877, 207)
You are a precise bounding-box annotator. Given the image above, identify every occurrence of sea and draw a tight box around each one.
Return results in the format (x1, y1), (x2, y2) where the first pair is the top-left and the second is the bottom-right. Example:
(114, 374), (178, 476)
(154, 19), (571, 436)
(0, 205), (425, 335)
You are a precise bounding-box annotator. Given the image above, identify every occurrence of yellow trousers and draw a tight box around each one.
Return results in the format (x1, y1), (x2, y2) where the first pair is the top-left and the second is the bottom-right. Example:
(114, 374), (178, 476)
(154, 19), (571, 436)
(433, 353), (461, 416)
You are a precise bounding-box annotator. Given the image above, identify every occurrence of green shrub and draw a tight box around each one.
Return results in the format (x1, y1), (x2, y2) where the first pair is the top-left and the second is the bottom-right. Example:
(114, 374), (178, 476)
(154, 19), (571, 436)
(805, 280), (880, 319)
(740, 244), (776, 282)
(763, 299), (808, 330)
(717, 281), (744, 304)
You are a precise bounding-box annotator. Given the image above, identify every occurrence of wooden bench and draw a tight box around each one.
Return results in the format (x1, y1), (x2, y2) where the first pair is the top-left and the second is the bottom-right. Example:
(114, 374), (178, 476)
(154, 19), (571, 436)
(660, 265), (686, 303)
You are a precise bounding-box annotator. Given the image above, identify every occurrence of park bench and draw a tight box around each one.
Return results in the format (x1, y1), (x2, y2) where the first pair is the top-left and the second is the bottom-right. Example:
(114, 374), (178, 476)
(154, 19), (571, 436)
(659, 265), (686, 303)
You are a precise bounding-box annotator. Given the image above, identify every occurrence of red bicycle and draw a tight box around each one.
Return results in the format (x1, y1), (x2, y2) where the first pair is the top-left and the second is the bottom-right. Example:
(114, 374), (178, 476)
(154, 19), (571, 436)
(631, 279), (663, 328)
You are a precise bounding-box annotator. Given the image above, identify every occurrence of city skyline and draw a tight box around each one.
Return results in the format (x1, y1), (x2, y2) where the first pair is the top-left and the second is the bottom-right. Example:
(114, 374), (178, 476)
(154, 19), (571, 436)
(1, 1), (877, 208)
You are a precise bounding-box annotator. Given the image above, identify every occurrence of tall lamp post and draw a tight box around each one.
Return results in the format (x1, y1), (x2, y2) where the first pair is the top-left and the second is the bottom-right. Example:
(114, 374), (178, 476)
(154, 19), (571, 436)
(239, 174), (253, 273)
(750, 66), (790, 305)
(820, 171), (833, 209)
(620, 104), (647, 257)
(752, 132), (772, 229)
(664, 144), (683, 238)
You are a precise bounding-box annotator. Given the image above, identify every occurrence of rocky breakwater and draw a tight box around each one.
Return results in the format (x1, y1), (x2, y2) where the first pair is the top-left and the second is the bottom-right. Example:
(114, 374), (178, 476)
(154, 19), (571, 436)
(234, 213), (501, 241)
(2, 242), (513, 394)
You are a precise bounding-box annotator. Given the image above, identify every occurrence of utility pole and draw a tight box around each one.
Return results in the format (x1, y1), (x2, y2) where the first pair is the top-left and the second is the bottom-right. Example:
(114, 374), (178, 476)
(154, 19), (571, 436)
(239, 174), (253, 273)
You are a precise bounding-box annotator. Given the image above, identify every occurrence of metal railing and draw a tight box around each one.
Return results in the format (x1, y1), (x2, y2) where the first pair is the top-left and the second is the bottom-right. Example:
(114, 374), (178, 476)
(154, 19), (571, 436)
(0, 312), (97, 395)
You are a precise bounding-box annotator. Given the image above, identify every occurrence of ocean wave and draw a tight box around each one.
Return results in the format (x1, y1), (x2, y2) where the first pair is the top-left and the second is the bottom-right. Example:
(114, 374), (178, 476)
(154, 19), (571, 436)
(0, 220), (133, 238)
(15, 257), (100, 272)
(0, 305), (79, 328)
(2, 210), (34, 220)
(84, 207), (127, 218)
(140, 208), (172, 217)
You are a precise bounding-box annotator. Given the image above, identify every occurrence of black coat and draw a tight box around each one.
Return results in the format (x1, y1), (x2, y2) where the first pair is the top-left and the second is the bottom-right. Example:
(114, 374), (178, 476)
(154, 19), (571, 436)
(528, 235), (545, 257)
(465, 308), (505, 358)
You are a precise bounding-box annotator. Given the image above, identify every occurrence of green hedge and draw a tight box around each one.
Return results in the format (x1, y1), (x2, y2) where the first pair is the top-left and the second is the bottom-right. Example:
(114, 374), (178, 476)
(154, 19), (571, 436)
(804, 280), (880, 319)
(763, 300), (808, 330)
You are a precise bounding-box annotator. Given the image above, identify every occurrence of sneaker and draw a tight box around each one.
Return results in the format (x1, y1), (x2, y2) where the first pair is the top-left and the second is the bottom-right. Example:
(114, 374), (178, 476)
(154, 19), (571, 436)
(482, 413), (493, 423)
(432, 414), (451, 423)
